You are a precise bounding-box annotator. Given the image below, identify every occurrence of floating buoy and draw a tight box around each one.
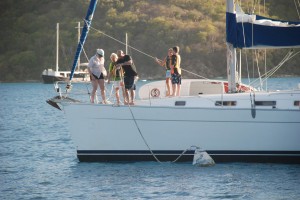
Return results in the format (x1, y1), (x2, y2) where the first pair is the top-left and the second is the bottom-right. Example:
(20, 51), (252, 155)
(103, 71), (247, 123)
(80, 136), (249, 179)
(192, 148), (215, 167)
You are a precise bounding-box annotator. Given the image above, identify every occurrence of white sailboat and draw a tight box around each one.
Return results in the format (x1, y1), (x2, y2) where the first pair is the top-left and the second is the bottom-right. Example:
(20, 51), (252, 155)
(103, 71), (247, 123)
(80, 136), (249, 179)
(41, 23), (90, 84)
(47, 0), (300, 163)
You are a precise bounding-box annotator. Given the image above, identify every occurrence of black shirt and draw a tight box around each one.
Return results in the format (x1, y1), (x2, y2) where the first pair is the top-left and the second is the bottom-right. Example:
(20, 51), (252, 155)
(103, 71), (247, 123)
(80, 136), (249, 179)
(116, 55), (137, 77)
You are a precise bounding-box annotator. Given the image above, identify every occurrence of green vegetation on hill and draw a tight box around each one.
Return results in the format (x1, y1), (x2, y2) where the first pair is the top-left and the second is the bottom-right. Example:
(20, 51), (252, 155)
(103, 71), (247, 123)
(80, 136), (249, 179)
(0, 0), (299, 82)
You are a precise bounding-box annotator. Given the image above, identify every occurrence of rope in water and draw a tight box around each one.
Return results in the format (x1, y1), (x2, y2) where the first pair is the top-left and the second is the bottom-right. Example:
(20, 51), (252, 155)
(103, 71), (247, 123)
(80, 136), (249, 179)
(127, 104), (197, 163)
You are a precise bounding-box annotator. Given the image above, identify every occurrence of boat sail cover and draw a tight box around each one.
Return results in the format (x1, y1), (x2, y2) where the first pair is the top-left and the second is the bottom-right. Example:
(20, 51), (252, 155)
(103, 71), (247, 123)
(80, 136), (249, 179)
(226, 5), (300, 49)
(69, 0), (98, 81)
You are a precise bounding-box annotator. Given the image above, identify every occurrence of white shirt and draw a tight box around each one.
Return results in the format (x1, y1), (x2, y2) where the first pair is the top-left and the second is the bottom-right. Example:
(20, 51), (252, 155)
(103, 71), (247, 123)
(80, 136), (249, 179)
(88, 55), (106, 78)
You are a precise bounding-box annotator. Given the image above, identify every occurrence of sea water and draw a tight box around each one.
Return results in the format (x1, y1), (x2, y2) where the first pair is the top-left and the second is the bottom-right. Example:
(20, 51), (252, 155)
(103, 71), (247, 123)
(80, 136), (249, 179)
(0, 78), (300, 200)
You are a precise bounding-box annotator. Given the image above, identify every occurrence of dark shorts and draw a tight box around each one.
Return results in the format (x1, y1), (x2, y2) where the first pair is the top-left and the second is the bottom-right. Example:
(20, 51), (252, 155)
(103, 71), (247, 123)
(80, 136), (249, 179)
(171, 73), (181, 84)
(124, 76), (136, 90)
(92, 73), (104, 80)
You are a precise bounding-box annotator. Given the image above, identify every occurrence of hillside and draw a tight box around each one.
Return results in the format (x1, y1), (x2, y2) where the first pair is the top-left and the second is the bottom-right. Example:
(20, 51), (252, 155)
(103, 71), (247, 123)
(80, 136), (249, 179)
(0, 0), (299, 82)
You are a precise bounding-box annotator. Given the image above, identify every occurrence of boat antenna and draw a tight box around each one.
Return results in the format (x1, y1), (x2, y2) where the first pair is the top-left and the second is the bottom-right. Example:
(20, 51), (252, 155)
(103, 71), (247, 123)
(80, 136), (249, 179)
(56, 23), (59, 73)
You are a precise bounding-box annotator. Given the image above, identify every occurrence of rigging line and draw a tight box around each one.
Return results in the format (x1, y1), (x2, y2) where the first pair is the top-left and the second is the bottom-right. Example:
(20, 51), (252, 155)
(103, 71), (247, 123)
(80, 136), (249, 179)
(264, 49), (267, 90)
(85, 83), (92, 102)
(127, 104), (198, 164)
(126, 105), (162, 163)
(241, 15), (252, 87)
(81, 46), (90, 62)
(251, 5), (255, 80)
(251, 50), (297, 88)
(251, 0), (257, 14)
(294, 0), (300, 20)
(89, 25), (157, 60)
(241, 10), (255, 112)
(105, 81), (115, 102)
(89, 24), (211, 81)
(181, 68), (209, 80)
(264, 52), (295, 79)
(250, 50), (292, 86)
(80, 19), (91, 62)
(264, 50), (294, 78)
(254, 50), (263, 90)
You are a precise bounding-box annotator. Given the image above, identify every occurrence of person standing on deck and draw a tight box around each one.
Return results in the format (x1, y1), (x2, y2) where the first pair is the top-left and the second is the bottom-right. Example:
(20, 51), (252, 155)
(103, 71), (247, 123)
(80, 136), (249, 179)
(116, 50), (138, 105)
(155, 48), (173, 96)
(87, 49), (107, 104)
(107, 53), (125, 105)
(170, 46), (182, 96)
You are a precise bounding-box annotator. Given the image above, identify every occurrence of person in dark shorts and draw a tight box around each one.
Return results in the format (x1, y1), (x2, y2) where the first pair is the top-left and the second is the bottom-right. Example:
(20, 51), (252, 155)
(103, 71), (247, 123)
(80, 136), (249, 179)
(87, 49), (107, 103)
(170, 46), (182, 96)
(116, 50), (138, 105)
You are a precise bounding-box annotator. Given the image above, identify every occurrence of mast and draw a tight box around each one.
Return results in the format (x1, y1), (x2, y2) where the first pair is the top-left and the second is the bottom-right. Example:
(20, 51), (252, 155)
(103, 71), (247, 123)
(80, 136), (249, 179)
(77, 22), (81, 70)
(226, 0), (237, 93)
(56, 23), (59, 72)
(125, 32), (128, 54)
(70, 0), (98, 81)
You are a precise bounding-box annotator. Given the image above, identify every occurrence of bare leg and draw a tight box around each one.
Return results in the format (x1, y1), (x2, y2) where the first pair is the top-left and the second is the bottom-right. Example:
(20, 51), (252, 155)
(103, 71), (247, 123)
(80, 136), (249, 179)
(124, 89), (130, 105)
(129, 89), (135, 105)
(166, 78), (171, 96)
(120, 82), (127, 104)
(171, 84), (176, 96)
(98, 79), (106, 103)
(115, 87), (120, 105)
(176, 84), (181, 96)
(91, 80), (98, 103)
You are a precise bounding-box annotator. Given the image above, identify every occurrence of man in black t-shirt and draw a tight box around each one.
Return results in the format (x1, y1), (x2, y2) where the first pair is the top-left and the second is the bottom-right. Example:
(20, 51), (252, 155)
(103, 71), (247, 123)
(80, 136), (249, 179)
(116, 50), (138, 105)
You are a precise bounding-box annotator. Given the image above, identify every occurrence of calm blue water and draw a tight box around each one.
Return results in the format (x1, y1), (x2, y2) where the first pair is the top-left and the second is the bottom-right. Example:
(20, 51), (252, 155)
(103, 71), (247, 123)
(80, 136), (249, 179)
(1, 78), (300, 200)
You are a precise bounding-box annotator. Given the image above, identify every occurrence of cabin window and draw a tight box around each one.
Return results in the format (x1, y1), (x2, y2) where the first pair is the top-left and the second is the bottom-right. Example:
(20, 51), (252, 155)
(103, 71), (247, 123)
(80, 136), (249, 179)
(294, 101), (300, 106)
(215, 101), (237, 106)
(255, 101), (276, 106)
(175, 101), (186, 106)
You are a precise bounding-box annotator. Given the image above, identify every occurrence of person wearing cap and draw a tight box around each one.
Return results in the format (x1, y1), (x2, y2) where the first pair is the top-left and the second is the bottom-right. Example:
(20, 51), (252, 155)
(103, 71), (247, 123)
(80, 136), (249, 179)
(87, 49), (108, 104)
(170, 46), (182, 96)
(116, 50), (138, 105)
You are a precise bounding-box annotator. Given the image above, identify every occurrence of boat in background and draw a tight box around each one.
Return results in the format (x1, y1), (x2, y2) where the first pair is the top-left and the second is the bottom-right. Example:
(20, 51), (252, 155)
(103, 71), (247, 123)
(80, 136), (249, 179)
(42, 23), (90, 84)
(47, 0), (300, 164)
(42, 63), (90, 84)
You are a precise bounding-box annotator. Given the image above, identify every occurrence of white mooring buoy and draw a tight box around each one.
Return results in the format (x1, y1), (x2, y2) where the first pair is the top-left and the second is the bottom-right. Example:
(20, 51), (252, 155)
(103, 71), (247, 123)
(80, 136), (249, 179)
(192, 148), (215, 167)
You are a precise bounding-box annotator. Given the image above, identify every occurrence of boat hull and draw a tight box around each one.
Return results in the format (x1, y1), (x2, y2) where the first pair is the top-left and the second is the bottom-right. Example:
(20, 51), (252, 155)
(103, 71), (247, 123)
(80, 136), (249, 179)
(76, 150), (300, 163)
(42, 74), (68, 84)
(62, 102), (300, 163)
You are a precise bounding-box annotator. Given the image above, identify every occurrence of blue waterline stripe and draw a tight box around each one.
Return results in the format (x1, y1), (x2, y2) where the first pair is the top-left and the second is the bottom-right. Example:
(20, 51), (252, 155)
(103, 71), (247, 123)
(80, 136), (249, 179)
(77, 150), (300, 156)
(91, 118), (300, 124)
(76, 150), (300, 163)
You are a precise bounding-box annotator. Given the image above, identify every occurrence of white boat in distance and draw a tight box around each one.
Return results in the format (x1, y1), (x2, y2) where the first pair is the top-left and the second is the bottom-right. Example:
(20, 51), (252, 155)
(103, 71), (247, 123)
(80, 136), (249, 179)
(47, 0), (300, 164)
(42, 23), (90, 84)
(42, 64), (90, 84)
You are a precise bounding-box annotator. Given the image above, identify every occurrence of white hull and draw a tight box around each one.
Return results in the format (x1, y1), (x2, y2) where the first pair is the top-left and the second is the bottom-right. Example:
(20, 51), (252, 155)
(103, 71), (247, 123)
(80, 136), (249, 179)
(46, 0), (300, 164)
(42, 69), (90, 84)
(58, 86), (300, 163)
